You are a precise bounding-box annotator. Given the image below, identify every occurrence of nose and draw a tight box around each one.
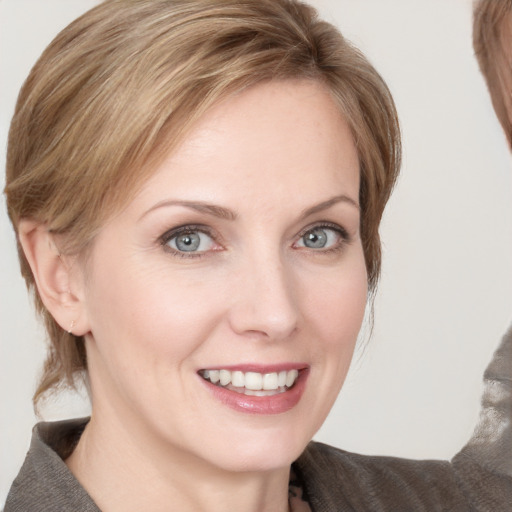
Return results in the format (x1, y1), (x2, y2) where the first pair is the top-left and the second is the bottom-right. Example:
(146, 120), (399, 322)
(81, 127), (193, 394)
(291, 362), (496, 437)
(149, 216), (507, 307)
(228, 250), (299, 341)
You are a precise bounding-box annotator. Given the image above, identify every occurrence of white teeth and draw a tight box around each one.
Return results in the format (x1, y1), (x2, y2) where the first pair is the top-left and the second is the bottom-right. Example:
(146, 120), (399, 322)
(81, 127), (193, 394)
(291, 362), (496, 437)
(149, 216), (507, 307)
(201, 369), (300, 391)
(263, 372), (278, 390)
(219, 369), (231, 386)
(286, 369), (299, 388)
(232, 371), (244, 387)
(245, 372), (263, 390)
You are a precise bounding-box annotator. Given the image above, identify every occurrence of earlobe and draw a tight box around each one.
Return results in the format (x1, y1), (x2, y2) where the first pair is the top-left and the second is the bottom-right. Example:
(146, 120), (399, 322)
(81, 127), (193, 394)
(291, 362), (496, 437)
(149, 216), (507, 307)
(18, 220), (89, 336)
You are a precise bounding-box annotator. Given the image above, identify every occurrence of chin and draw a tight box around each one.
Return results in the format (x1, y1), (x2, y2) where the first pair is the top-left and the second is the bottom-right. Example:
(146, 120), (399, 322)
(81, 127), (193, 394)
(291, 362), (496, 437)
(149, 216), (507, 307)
(194, 421), (317, 474)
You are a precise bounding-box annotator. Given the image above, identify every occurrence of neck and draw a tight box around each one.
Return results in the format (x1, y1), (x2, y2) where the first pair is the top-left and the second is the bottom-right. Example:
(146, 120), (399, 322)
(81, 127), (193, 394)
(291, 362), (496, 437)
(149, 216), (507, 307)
(66, 412), (291, 512)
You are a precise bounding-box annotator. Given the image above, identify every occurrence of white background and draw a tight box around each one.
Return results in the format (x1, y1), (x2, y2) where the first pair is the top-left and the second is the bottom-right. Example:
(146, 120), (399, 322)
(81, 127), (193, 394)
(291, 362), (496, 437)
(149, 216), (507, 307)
(1, 0), (512, 506)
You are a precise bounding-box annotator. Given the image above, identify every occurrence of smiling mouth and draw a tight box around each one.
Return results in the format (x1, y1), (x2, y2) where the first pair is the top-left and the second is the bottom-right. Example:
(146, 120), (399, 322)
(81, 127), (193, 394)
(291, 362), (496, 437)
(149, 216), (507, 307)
(199, 369), (300, 396)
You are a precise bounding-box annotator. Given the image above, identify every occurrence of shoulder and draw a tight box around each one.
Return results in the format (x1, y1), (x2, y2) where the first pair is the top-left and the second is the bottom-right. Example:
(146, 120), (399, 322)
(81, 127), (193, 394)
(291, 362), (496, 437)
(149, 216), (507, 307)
(295, 442), (469, 512)
(4, 418), (99, 512)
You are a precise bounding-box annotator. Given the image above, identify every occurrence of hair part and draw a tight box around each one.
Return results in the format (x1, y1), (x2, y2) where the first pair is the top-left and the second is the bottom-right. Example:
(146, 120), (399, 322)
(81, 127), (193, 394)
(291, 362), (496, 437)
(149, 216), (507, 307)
(5, 0), (400, 408)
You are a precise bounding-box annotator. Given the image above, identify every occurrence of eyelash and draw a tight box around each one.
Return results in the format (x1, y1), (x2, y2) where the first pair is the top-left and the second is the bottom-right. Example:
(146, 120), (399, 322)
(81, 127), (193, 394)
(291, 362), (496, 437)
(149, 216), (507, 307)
(295, 222), (351, 255)
(158, 222), (351, 259)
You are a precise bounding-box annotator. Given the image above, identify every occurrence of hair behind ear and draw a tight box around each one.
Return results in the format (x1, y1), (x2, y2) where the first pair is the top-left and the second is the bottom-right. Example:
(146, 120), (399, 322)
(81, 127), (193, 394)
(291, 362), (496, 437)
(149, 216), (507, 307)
(17, 220), (89, 407)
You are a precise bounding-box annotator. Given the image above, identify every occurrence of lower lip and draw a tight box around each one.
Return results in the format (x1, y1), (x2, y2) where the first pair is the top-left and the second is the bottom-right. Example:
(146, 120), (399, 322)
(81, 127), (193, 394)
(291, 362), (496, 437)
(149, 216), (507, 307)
(200, 369), (309, 415)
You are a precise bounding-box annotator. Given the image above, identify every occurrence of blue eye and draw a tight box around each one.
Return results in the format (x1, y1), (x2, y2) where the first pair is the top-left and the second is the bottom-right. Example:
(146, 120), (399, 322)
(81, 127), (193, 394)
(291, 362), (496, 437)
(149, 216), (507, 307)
(295, 225), (345, 250)
(164, 229), (215, 253)
(302, 228), (328, 248)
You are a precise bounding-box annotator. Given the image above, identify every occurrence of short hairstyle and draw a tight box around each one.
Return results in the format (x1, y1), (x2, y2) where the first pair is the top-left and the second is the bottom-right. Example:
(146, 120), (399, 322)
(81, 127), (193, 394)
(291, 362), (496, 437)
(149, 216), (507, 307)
(473, 0), (512, 146)
(5, 0), (401, 406)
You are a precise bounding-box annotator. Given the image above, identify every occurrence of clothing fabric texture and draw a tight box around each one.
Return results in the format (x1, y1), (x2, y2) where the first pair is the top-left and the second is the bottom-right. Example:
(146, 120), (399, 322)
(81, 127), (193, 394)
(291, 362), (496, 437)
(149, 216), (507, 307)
(5, 328), (512, 512)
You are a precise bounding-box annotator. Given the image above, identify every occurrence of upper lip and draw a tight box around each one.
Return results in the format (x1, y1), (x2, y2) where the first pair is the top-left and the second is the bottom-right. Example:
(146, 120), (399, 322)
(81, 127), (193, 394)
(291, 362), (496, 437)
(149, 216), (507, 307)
(197, 363), (309, 373)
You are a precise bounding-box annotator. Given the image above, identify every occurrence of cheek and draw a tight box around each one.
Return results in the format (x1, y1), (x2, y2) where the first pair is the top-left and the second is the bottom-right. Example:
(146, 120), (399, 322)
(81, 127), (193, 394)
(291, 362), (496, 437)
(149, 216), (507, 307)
(295, 249), (368, 434)
(83, 254), (227, 365)
(302, 253), (368, 351)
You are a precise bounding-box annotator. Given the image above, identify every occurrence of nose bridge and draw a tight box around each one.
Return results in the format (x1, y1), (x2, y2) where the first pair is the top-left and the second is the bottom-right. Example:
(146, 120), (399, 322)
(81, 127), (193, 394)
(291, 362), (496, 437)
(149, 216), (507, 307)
(229, 243), (298, 340)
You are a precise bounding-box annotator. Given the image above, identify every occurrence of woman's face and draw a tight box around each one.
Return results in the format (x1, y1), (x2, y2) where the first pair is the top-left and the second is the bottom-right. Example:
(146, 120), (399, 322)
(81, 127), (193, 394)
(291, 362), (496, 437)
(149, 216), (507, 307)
(79, 80), (367, 472)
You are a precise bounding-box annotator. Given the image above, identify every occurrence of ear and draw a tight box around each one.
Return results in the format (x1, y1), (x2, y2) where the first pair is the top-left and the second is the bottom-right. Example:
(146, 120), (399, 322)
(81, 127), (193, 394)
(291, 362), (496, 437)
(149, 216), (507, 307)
(18, 220), (90, 336)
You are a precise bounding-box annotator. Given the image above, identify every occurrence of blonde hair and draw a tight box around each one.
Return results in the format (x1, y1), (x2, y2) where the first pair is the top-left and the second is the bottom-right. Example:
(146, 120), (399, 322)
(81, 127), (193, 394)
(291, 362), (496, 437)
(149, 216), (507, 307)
(473, 0), (512, 146)
(5, 0), (401, 407)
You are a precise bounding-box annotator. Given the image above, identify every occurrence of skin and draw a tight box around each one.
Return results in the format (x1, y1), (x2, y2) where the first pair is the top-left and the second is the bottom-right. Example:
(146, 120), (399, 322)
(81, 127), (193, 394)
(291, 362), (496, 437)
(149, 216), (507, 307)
(55, 80), (367, 512)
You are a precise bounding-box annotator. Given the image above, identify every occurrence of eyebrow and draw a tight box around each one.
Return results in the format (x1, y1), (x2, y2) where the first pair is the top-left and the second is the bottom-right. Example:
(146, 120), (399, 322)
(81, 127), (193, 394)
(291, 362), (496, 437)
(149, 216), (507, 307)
(299, 194), (360, 219)
(140, 194), (359, 222)
(140, 200), (237, 221)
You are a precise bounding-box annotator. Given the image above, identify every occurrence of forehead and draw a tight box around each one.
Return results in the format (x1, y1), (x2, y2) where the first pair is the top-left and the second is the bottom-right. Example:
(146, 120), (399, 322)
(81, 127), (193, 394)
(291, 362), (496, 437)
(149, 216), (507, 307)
(130, 79), (360, 215)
